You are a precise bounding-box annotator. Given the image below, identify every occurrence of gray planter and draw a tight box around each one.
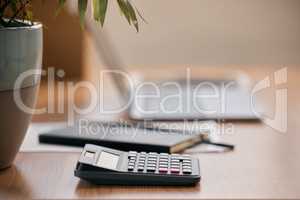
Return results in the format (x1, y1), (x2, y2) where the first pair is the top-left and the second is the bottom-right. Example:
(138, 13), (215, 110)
(0, 23), (43, 169)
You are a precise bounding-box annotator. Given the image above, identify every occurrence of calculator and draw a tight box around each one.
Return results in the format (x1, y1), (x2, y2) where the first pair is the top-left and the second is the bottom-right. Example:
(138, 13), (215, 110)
(75, 144), (201, 186)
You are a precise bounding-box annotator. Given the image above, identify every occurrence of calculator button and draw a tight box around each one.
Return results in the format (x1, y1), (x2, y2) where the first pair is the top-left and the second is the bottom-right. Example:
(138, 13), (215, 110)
(147, 163), (157, 166)
(138, 166), (144, 171)
(160, 154), (169, 158)
(170, 168), (180, 174)
(128, 166), (134, 171)
(159, 159), (168, 163)
(171, 162), (180, 166)
(129, 158), (136, 162)
(160, 161), (168, 165)
(159, 168), (168, 173)
(159, 160), (168, 164)
(159, 158), (169, 162)
(158, 163), (169, 166)
(147, 159), (156, 163)
(146, 167), (156, 172)
(183, 167), (192, 171)
(128, 161), (135, 165)
(147, 164), (156, 168)
(128, 152), (137, 157)
(159, 162), (168, 165)
(160, 157), (169, 160)
(183, 169), (192, 174)
(183, 162), (191, 166)
(159, 164), (168, 168)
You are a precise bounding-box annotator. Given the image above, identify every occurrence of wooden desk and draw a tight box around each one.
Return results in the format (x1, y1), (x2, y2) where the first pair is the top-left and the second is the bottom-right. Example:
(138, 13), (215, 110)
(0, 66), (300, 199)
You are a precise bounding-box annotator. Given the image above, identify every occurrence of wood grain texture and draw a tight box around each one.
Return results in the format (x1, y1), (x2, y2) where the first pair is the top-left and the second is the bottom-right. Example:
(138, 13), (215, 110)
(1, 65), (300, 199)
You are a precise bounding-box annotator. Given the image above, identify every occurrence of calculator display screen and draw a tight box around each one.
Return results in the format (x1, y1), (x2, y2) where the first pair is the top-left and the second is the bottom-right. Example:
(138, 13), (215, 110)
(97, 151), (119, 170)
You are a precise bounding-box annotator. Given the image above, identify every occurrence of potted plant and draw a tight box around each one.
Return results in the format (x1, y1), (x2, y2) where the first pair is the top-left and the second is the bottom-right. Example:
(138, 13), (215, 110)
(0, 0), (142, 170)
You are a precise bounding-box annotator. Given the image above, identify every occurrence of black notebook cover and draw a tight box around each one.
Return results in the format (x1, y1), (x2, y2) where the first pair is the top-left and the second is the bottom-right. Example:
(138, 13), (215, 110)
(39, 122), (207, 153)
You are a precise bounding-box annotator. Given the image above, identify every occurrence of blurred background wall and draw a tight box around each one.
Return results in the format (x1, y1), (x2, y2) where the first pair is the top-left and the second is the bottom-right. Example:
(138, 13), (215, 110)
(87, 0), (300, 67)
(33, 0), (300, 79)
(32, 0), (83, 78)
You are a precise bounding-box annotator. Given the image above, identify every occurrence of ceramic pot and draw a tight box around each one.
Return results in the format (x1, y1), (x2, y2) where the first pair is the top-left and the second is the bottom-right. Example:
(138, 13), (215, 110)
(0, 23), (43, 169)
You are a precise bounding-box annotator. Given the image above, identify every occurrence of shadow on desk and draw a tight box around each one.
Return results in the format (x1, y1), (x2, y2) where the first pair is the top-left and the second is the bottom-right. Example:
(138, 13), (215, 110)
(75, 180), (201, 197)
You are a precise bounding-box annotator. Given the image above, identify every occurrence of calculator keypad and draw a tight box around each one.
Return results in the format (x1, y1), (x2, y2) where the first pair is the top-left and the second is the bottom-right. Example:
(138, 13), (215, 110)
(127, 151), (193, 175)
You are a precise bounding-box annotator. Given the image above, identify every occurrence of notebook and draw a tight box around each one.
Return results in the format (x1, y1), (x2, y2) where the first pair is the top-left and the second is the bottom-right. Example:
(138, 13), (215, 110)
(39, 121), (210, 153)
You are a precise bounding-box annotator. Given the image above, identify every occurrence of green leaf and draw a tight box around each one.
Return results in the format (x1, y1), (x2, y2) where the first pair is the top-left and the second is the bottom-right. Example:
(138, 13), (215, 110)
(78, 0), (88, 28)
(93, 0), (108, 26)
(117, 0), (131, 25)
(125, 1), (139, 32)
(56, 0), (66, 16)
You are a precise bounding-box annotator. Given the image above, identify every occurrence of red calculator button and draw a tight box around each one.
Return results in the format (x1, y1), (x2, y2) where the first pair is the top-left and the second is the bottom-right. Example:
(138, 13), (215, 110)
(159, 168), (168, 173)
(170, 168), (180, 174)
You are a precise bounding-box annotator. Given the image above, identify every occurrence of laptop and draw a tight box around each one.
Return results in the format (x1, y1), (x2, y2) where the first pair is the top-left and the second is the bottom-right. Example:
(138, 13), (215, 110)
(86, 25), (260, 121)
(109, 70), (260, 121)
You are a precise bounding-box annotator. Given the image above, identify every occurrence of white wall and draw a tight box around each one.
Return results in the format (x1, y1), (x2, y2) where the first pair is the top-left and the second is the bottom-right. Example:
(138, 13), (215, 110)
(87, 0), (300, 67)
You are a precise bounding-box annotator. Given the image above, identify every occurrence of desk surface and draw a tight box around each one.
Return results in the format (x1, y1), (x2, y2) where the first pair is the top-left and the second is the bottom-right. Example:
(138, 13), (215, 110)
(1, 65), (300, 199)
